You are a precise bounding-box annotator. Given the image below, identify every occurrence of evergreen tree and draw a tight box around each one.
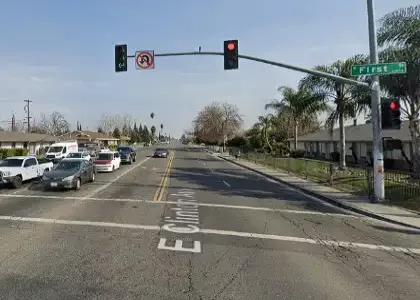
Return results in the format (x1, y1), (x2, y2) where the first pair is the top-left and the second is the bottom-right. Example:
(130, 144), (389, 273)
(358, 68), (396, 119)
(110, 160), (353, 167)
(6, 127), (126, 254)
(112, 127), (121, 138)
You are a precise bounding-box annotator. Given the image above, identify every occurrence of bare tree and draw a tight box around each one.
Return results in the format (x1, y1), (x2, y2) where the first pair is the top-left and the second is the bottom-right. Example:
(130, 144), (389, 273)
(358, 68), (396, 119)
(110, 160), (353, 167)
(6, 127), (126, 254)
(30, 117), (47, 134)
(98, 113), (135, 134)
(98, 114), (117, 134)
(39, 111), (70, 136)
(193, 102), (243, 146)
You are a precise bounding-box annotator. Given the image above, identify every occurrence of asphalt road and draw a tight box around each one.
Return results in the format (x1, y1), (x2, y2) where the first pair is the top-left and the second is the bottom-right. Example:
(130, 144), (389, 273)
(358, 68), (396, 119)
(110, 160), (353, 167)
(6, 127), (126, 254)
(0, 144), (420, 299)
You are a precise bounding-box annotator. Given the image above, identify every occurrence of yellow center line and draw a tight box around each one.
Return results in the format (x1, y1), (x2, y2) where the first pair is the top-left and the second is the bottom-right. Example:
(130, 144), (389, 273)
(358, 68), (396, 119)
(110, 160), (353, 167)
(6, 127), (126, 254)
(153, 151), (175, 201)
(157, 152), (175, 202)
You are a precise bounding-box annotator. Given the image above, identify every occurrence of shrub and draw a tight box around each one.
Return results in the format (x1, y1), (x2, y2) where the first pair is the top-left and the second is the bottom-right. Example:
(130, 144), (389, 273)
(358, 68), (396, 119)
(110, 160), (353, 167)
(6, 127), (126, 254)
(0, 148), (30, 159)
(14, 148), (29, 156)
(329, 151), (340, 162)
(290, 149), (305, 158)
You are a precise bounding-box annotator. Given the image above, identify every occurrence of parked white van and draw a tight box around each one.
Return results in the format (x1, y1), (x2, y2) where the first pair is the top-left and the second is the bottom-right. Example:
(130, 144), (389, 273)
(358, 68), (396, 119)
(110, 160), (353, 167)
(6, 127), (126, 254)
(45, 142), (78, 163)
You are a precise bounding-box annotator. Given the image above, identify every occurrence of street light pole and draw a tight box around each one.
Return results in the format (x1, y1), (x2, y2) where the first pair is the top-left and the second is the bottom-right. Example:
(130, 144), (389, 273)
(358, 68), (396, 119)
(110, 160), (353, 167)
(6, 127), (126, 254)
(367, 0), (385, 201)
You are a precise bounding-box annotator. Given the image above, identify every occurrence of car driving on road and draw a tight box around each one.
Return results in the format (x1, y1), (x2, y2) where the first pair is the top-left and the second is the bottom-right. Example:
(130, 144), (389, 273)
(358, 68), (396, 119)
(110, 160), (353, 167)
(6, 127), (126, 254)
(42, 158), (96, 190)
(153, 148), (169, 158)
(118, 146), (136, 164)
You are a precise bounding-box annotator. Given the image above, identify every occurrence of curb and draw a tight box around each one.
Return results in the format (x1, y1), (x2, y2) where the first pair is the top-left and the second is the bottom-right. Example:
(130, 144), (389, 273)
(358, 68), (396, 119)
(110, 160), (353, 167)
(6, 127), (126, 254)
(219, 155), (420, 230)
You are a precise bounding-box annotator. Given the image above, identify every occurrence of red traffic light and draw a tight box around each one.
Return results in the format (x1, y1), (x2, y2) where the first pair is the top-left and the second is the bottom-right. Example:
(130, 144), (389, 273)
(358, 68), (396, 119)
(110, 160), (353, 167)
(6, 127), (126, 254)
(227, 43), (235, 51)
(390, 101), (399, 110)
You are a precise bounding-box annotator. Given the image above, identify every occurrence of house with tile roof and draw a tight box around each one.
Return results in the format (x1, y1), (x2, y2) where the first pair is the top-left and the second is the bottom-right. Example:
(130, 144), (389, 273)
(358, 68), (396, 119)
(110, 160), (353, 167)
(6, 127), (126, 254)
(293, 121), (412, 170)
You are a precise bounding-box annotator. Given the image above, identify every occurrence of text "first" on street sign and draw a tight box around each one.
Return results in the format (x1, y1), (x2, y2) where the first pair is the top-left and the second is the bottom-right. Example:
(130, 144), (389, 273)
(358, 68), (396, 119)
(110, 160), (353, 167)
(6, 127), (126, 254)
(351, 62), (407, 76)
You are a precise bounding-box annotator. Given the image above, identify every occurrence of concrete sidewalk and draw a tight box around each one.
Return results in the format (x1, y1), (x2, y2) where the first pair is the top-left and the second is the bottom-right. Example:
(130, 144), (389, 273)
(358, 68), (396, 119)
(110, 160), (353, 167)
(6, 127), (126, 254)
(207, 151), (420, 230)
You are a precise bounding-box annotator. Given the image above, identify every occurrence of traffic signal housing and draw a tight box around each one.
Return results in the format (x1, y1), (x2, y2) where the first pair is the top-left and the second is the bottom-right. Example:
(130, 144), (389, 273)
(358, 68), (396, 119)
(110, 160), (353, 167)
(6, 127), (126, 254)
(381, 98), (402, 130)
(224, 40), (238, 70)
(115, 44), (127, 72)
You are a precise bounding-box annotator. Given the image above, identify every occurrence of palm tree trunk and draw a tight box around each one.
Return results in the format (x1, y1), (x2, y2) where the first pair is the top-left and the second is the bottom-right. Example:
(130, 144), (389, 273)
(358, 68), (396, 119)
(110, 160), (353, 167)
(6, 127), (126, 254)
(409, 119), (420, 175)
(265, 132), (272, 152)
(294, 120), (298, 150)
(339, 111), (346, 169)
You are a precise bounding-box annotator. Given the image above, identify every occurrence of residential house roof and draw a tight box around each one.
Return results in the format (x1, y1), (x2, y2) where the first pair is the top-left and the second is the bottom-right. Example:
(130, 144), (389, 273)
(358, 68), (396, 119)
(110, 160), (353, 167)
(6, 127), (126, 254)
(58, 131), (119, 141)
(0, 131), (57, 143)
(295, 121), (411, 142)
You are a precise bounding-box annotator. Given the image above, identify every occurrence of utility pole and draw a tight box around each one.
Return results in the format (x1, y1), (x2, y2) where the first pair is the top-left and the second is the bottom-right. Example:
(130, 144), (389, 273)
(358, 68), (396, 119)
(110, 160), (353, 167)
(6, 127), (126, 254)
(24, 99), (32, 133)
(11, 113), (15, 131)
(367, 0), (385, 201)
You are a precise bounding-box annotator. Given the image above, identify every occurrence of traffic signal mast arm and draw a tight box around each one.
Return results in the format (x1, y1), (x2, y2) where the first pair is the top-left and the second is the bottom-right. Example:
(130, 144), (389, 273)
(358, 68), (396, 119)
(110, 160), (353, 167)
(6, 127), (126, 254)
(126, 51), (369, 88)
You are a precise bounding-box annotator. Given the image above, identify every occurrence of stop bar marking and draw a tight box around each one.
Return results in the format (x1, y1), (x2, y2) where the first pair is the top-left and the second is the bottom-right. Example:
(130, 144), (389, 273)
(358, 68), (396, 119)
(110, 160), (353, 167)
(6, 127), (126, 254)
(0, 215), (419, 254)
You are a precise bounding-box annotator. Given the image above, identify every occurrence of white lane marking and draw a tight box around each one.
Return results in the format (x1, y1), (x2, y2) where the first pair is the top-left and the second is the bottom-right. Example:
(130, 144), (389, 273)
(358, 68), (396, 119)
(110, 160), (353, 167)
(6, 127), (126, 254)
(198, 228), (420, 254)
(207, 154), (356, 213)
(86, 157), (151, 198)
(0, 194), (361, 218)
(222, 180), (230, 187)
(0, 215), (160, 230)
(1, 215), (419, 254)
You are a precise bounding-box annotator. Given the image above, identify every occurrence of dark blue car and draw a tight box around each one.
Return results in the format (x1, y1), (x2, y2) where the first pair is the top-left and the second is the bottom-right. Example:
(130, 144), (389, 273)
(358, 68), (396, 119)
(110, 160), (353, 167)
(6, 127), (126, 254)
(117, 146), (137, 164)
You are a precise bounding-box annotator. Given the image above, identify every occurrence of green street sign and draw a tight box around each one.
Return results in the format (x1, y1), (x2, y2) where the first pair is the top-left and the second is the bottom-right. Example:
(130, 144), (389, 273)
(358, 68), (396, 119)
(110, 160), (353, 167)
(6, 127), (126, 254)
(351, 62), (406, 76)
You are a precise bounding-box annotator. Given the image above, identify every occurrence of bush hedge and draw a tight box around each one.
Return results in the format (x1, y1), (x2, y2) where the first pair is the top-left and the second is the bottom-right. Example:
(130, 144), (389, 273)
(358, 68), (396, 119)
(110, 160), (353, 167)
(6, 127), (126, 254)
(0, 148), (30, 159)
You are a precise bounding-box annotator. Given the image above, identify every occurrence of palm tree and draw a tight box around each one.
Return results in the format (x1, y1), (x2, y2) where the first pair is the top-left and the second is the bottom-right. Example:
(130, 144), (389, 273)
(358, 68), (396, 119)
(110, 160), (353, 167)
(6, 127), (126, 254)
(299, 55), (370, 168)
(150, 125), (156, 139)
(377, 5), (420, 172)
(254, 114), (276, 152)
(265, 85), (328, 150)
(377, 5), (420, 48)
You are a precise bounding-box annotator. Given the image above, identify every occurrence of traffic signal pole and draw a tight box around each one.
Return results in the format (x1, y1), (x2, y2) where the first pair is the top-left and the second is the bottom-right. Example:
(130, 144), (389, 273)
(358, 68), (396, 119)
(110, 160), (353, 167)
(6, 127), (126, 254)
(367, 0), (385, 201)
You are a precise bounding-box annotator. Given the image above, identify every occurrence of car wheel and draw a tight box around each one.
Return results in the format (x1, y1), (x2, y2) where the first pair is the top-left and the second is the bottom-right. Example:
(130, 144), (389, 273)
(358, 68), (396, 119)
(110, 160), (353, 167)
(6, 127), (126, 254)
(11, 176), (22, 189)
(112, 165), (115, 172)
(74, 178), (81, 190)
(90, 172), (96, 182)
(129, 158), (132, 165)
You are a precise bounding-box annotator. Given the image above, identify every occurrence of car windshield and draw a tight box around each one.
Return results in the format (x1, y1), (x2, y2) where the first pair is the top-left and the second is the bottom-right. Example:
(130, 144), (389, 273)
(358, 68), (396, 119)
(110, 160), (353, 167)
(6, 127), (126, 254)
(87, 147), (99, 152)
(0, 158), (24, 167)
(98, 153), (113, 160)
(55, 161), (81, 170)
(48, 146), (63, 153)
(68, 153), (82, 158)
(155, 148), (167, 152)
(118, 147), (131, 152)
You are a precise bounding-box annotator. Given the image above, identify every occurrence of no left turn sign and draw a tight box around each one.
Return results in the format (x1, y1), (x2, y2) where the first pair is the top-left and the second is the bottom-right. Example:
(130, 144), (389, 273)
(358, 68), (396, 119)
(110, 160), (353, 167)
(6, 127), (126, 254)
(135, 51), (155, 70)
